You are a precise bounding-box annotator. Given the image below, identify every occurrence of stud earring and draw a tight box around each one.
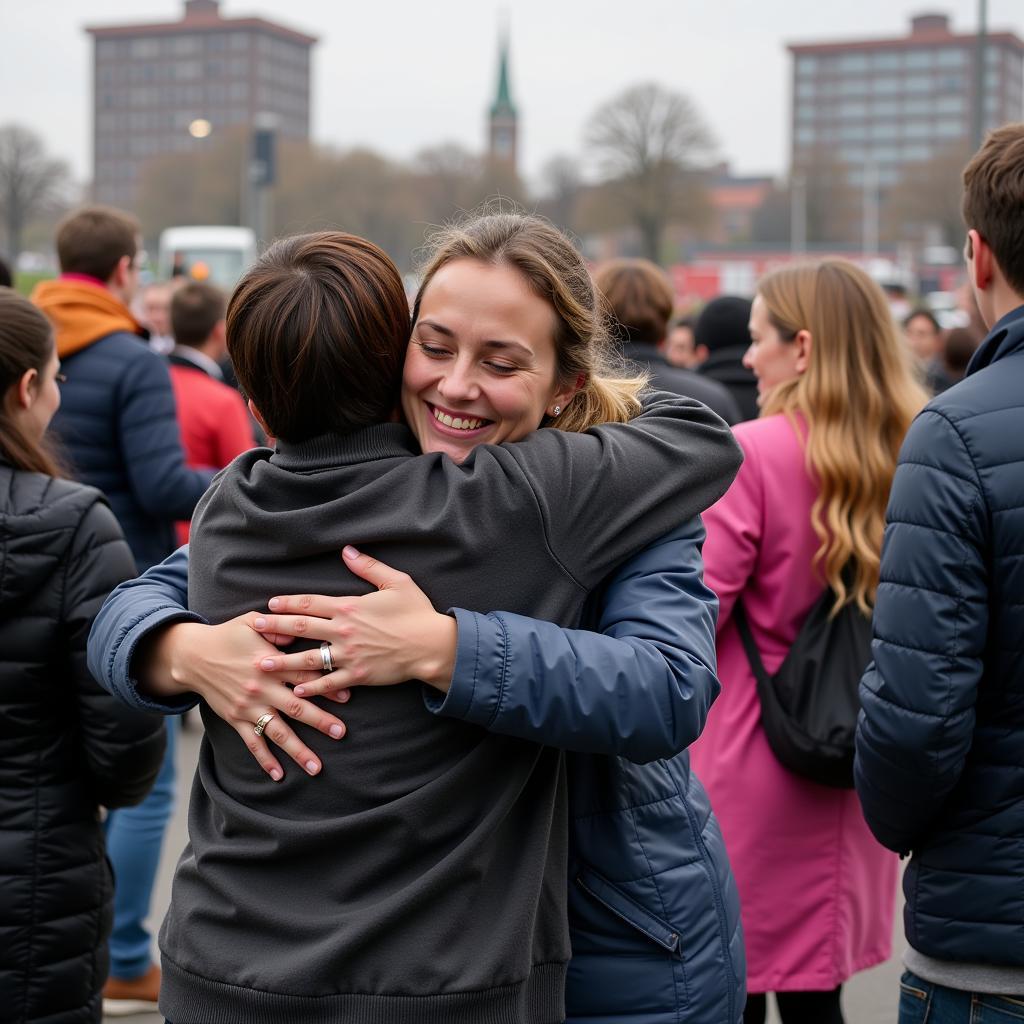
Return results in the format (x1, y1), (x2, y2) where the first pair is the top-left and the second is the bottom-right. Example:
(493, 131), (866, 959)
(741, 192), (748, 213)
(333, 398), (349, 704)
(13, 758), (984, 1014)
(552, 405), (562, 417)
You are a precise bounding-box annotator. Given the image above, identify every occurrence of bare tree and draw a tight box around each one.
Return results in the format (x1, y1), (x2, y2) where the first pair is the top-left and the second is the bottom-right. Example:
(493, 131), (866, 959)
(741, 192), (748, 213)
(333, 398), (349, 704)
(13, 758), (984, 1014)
(585, 83), (715, 260)
(0, 124), (71, 263)
(536, 155), (584, 234)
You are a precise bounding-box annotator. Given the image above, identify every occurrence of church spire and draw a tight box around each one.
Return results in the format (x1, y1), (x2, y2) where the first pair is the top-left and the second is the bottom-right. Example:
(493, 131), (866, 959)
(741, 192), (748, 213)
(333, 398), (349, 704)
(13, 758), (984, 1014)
(490, 28), (515, 117)
(487, 19), (518, 168)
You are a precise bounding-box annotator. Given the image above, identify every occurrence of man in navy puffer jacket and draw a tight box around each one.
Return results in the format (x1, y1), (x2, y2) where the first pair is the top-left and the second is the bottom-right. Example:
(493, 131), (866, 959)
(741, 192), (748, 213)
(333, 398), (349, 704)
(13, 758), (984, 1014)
(32, 205), (214, 1015)
(855, 123), (1024, 1019)
(32, 206), (214, 573)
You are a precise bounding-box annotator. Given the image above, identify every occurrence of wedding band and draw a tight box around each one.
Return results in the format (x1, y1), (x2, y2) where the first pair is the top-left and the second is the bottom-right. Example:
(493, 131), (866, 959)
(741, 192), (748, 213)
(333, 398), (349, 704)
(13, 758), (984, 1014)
(320, 641), (334, 673)
(253, 712), (275, 737)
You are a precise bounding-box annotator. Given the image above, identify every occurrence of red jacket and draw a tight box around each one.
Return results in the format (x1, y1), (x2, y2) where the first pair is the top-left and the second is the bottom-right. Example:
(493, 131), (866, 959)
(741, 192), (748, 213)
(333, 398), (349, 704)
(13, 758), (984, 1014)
(169, 362), (255, 543)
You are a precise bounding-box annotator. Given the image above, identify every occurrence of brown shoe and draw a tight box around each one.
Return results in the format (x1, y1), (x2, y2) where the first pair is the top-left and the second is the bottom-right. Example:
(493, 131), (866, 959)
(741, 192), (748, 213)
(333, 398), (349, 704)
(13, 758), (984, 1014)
(102, 963), (161, 1016)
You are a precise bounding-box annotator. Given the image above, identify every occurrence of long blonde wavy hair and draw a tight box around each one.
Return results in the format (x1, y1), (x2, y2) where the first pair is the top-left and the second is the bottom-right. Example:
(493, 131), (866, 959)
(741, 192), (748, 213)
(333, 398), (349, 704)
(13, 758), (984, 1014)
(413, 211), (648, 432)
(758, 260), (928, 613)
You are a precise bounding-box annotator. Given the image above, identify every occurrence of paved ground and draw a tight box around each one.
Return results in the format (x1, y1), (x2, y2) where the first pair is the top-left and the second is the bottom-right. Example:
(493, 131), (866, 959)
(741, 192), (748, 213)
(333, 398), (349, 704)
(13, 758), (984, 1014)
(105, 722), (904, 1023)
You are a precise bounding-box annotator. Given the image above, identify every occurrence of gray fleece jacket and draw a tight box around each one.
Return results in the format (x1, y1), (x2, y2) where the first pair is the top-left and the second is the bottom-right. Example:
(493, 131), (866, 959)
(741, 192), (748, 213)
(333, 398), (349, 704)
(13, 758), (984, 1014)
(157, 394), (741, 1024)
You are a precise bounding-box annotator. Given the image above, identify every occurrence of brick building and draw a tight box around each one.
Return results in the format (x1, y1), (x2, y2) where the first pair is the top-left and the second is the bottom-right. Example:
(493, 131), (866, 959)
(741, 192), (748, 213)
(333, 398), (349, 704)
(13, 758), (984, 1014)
(86, 0), (316, 207)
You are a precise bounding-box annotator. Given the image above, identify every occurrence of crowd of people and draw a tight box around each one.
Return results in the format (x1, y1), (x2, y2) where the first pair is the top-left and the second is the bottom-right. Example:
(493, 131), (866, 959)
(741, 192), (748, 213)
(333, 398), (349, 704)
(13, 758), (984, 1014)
(1, 122), (1022, 1024)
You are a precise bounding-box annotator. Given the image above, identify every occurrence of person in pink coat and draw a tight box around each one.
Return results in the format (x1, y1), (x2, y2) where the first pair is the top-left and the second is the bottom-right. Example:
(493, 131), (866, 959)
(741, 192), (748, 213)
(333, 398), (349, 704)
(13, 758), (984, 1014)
(690, 260), (928, 1024)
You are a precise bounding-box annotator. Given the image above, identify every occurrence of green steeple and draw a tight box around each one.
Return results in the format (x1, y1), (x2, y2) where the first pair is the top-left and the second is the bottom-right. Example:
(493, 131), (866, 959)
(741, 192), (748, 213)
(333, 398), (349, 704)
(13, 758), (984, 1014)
(490, 30), (516, 118)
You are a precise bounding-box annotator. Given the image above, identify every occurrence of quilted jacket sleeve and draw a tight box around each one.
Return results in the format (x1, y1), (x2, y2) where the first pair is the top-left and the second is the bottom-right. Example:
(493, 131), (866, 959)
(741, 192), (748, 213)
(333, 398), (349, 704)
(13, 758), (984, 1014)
(87, 545), (203, 714)
(855, 409), (989, 854)
(116, 347), (214, 520)
(426, 519), (721, 763)
(63, 500), (167, 808)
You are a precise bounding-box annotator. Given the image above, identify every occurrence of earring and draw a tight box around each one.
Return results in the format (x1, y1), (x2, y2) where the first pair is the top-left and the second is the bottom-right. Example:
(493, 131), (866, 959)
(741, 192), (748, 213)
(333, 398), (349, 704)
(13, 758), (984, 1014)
(552, 405), (562, 417)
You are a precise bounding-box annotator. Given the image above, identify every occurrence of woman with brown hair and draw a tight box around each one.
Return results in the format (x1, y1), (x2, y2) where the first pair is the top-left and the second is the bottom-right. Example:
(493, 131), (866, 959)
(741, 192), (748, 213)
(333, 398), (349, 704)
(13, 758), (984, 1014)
(90, 219), (744, 1023)
(594, 257), (741, 423)
(0, 289), (165, 1024)
(687, 260), (928, 1023)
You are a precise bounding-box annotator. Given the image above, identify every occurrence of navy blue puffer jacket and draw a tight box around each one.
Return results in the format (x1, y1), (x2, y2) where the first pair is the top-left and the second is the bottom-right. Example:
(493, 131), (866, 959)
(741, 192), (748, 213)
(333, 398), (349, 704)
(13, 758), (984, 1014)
(856, 305), (1024, 966)
(51, 330), (213, 572)
(438, 521), (745, 1024)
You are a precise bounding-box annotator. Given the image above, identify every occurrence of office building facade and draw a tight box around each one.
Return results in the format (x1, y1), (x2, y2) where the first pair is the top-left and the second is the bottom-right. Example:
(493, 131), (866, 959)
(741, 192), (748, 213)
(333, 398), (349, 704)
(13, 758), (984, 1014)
(789, 13), (1024, 190)
(87, 0), (316, 207)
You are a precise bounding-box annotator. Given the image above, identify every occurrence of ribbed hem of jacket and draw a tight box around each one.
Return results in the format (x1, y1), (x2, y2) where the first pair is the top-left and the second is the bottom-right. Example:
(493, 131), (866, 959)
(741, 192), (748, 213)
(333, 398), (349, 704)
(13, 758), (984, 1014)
(160, 955), (567, 1024)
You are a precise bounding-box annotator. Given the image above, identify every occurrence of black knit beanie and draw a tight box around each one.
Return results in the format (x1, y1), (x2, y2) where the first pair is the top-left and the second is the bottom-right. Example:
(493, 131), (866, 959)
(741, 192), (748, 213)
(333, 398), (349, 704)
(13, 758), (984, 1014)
(695, 296), (753, 353)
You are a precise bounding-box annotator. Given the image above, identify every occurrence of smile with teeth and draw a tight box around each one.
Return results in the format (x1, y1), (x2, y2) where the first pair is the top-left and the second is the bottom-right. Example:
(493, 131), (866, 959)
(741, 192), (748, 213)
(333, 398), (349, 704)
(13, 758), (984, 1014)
(430, 405), (489, 431)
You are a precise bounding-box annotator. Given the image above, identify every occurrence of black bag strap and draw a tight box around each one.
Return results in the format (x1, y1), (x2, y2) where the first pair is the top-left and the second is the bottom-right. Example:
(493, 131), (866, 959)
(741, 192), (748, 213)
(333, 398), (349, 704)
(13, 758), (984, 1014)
(733, 564), (856, 685)
(733, 599), (773, 688)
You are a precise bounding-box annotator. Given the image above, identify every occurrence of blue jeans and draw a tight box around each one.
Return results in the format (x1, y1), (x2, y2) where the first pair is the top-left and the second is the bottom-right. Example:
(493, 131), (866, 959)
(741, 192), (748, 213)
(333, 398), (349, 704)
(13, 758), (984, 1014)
(105, 717), (177, 979)
(900, 971), (1024, 1022)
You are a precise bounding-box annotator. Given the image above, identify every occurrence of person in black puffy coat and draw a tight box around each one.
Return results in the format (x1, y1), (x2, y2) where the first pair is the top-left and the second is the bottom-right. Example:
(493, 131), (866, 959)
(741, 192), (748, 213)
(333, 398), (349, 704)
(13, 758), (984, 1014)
(0, 288), (166, 1024)
(856, 124), (1024, 1019)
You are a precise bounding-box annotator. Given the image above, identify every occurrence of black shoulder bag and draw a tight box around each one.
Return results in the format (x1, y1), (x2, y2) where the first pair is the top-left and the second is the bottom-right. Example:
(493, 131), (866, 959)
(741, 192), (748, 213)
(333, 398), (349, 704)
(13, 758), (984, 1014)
(733, 574), (872, 789)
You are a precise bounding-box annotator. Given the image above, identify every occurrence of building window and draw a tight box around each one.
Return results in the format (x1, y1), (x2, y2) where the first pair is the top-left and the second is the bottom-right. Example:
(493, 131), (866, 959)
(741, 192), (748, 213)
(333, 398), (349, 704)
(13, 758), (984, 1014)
(207, 34), (227, 52)
(170, 35), (201, 56)
(837, 53), (869, 72)
(903, 97), (930, 115)
(903, 143), (930, 162)
(871, 76), (901, 95)
(934, 119), (965, 138)
(796, 126), (816, 144)
(870, 121), (900, 140)
(935, 95), (966, 115)
(130, 38), (161, 59)
(871, 51), (902, 71)
(936, 74), (964, 92)
(839, 77), (867, 96)
(935, 47), (967, 68)
(839, 123), (868, 141)
(871, 99), (900, 117)
(905, 49), (934, 70)
(905, 74), (931, 93)
(838, 100), (867, 117)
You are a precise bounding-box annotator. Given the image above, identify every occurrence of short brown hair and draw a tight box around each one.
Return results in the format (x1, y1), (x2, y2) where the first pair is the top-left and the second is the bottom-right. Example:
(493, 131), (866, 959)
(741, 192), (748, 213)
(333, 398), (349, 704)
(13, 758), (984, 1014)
(171, 282), (227, 348)
(56, 205), (140, 281)
(593, 259), (676, 348)
(414, 212), (647, 433)
(0, 288), (63, 477)
(227, 231), (409, 442)
(962, 123), (1024, 295)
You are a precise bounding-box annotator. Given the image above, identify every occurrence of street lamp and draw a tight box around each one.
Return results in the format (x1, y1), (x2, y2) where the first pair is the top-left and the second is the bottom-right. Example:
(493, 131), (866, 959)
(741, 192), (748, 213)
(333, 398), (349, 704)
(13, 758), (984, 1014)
(188, 118), (212, 140)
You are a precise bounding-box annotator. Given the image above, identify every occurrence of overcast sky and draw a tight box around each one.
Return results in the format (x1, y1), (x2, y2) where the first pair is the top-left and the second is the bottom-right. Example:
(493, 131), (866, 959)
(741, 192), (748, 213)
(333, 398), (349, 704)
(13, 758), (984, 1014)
(4, 0), (1023, 189)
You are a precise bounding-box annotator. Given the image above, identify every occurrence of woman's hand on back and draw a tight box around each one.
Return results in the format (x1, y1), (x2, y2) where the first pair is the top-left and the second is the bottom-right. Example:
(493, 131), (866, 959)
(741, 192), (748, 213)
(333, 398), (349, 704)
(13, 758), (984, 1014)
(137, 615), (348, 781)
(253, 546), (457, 697)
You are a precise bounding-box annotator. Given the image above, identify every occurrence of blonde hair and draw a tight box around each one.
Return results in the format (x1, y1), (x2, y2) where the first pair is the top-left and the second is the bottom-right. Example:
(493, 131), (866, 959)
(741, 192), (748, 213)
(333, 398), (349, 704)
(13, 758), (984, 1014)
(413, 210), (648, 432)
(758, 260), (928, 614)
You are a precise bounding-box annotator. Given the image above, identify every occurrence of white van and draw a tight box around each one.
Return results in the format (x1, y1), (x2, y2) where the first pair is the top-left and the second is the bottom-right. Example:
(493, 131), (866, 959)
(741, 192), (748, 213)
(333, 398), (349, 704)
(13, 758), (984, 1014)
(157, 226), (257, 289)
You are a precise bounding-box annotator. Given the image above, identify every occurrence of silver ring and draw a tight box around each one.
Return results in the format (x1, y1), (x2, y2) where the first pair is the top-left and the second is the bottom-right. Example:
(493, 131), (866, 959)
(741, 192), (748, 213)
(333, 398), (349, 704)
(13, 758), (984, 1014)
(253, 712), (275, 737)
(319, 641), (334, 673)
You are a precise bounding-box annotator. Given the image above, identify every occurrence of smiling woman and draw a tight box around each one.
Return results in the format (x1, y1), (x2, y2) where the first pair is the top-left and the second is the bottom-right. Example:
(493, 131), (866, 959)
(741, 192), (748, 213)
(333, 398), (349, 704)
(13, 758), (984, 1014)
(404, 260), (576, 461)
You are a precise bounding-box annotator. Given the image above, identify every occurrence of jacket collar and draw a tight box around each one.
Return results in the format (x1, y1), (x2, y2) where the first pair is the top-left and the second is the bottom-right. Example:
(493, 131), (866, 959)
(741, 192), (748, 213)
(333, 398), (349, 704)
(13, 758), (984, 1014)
(966, 303), (1024, 377)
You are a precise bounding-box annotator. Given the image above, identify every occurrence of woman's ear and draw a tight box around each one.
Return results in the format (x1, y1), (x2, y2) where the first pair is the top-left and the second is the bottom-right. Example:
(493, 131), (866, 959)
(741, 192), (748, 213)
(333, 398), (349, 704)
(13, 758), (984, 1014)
(548, 373), (586, 418)
(15, 368), (39, 411)
(247, 398), (271, 437)
(794, 329), (813, 375)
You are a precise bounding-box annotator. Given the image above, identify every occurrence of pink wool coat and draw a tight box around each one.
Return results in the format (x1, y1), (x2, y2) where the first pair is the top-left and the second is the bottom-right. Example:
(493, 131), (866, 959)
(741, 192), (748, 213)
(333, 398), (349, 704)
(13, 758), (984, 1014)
(690, 413), (897, 994)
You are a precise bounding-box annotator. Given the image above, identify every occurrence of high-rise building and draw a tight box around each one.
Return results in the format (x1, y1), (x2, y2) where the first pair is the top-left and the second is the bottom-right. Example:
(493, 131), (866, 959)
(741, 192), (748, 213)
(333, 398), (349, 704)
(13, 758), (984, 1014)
(788, 13), (1024, 191)
(487, 31), (518, 170)
(86, 0), (316, 207)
